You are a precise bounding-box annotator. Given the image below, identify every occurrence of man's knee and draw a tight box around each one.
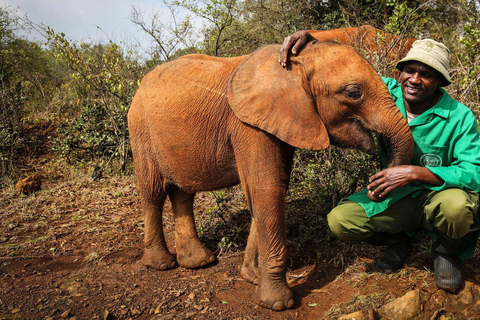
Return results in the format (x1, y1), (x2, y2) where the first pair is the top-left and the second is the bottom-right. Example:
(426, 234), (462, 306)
(428, 189), (478, 238)
(327, 208), (350, 240)
(327, 203), (370, 241)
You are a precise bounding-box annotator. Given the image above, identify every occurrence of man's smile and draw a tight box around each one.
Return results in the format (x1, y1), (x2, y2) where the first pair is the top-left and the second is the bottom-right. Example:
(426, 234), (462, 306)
(405, 84), (421, 95)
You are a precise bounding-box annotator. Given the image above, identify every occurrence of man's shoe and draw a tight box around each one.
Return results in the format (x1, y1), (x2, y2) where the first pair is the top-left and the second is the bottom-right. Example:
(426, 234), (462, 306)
(432, 230), (462, 291)
(365, 232), (412, 273)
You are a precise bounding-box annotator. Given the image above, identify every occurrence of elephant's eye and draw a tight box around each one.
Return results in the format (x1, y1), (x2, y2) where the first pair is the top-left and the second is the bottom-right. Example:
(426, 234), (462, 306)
(344, 84), (362, 101)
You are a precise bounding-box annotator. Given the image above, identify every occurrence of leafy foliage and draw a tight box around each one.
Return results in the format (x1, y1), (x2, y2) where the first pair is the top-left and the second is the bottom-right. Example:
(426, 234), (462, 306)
(0, 7), (63, 181)
(45, 29), (145, 171)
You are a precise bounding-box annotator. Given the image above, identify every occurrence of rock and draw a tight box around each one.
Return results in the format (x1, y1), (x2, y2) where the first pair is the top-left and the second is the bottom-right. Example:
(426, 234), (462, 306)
(471, 281), (480, 296)
(377, 290), (420, 320)
(11, 308), (21, 314)
(15, 173), (42, 194)
(131, 308), (142, 316)
(339, 309), (375, 320)
(61, 309), (71, 318)
(458, 281), (474, 305)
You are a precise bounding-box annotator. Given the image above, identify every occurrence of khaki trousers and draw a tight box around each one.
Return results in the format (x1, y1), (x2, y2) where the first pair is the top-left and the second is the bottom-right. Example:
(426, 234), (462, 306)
(327, 188), (479, 241)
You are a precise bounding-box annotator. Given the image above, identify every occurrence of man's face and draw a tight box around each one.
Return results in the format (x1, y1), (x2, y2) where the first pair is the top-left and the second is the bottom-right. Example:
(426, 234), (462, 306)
(400, 61), (443, 106)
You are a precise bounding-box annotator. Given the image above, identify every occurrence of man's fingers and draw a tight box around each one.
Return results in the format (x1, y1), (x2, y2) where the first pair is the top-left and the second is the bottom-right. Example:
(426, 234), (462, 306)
(368, 175), (385, 189)
(291, 37), (306, 55)
(378, 186), (394, 198)
(369, 170), (385, 183)
(279, 36), (293, 66)
(370, 183), (385, 195)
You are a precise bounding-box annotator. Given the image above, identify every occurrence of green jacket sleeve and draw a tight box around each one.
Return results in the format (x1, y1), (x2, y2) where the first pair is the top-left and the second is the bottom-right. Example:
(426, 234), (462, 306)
(427, 110), (480, 192)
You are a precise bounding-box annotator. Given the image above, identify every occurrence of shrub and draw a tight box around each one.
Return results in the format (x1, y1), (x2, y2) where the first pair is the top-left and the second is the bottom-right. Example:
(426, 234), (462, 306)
(46, 29), (146, 171)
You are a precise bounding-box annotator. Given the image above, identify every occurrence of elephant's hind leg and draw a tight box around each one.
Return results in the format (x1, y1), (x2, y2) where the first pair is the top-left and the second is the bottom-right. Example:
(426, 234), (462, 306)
(140, 189), (178, 270)
(132, 142), (177, 270)
(169, 187), (216, 268)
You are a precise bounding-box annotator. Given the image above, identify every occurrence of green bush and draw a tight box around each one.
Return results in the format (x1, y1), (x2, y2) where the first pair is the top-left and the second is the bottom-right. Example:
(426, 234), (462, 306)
(46, 30), (146, 171)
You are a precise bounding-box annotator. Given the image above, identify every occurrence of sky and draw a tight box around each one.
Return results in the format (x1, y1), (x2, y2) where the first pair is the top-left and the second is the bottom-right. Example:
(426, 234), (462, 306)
(1, 0), (176, 53)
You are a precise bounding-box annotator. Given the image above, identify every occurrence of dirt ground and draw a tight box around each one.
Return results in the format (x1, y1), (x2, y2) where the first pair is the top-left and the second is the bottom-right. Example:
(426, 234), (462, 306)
(1, 129), (480, 319)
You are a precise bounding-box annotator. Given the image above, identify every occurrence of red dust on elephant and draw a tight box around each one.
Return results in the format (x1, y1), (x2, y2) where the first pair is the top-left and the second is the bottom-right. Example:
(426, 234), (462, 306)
(127, 41), (414, 310)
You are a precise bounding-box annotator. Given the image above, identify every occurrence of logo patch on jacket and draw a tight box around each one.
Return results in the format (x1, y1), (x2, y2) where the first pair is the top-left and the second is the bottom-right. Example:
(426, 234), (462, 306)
(420, 154), (442, 167)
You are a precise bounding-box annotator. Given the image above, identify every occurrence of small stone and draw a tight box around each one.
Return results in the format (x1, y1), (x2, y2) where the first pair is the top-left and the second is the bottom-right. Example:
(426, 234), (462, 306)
(61, 309), (71, 318)
(155, 303), (164, 314)
(11, 308), (21, 314)
(15, 174), (42, 194)
(188, 293), (195, 300)
(378, 290), (420, 320)
(458, 282), (474, 305)
(131, 308), (142, 316)
(339, 311), (364, 320)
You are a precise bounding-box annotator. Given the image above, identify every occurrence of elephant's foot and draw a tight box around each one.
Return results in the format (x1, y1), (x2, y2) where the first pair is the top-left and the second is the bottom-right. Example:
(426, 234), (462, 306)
(176, 240), (216, 269)
(255, 281), (295, 311)
(142, 247), (178, 270)
(240, 262), (259, 284)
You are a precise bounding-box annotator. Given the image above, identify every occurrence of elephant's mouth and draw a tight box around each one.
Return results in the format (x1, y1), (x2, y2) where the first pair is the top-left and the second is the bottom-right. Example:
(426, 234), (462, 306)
(329, 118), (376, 154)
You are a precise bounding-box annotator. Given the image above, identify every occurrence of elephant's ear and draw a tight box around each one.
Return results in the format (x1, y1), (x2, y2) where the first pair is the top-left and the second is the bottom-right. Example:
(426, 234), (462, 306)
(227, 45), (329, 150)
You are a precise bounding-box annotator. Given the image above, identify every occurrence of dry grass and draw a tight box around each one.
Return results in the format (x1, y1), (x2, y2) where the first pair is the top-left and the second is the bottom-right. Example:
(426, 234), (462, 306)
(0, 158), (143, 259)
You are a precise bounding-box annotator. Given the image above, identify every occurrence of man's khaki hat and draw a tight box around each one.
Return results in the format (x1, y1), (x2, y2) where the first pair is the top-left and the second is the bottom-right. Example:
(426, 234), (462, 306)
(396, 39), (452, 86)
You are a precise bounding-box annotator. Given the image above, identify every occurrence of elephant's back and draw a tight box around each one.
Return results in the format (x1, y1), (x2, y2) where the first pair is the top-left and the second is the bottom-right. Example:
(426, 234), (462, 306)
(128, 54), (246, 192)
(133, 54), (245, 114)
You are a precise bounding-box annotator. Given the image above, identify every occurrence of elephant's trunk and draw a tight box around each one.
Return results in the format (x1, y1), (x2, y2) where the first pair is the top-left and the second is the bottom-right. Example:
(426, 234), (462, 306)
(366, 96), (414, 202)
(381, 105), (414, 168)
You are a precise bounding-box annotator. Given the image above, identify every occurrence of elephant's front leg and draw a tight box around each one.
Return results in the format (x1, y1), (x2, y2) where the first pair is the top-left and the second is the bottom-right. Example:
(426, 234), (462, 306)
(234, 135), (295, 311)
(252, 187), (294, 310)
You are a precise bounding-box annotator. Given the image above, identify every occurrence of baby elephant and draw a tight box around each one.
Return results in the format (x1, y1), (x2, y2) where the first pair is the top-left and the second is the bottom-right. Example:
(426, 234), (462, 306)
(128, 42), (413, 310)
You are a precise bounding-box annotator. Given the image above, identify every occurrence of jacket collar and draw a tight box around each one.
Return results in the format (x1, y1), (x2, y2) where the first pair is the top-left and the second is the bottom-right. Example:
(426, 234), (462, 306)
(390, 84), (451, 126)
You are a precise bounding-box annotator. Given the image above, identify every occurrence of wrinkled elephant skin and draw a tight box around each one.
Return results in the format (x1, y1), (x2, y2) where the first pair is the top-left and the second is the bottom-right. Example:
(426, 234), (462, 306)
(128, 42), (414, 310)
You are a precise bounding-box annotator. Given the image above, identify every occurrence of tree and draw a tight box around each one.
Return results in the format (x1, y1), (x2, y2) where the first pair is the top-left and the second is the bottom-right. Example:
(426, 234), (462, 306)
(0, 6), (64, 182)
(129, 1), (197, 63)
(45, 28), (145, 171)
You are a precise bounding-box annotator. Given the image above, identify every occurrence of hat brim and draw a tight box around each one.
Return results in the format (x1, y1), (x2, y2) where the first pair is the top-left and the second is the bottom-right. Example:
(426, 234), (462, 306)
(396, 58), (451, 87)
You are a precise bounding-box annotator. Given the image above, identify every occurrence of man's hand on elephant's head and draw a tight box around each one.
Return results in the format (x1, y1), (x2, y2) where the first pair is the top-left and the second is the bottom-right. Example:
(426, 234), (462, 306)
(279, 31), (315, 68)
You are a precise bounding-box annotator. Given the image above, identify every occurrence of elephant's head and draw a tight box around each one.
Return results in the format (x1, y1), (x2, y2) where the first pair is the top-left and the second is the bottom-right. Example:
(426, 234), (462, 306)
(227, 42), (413, 168)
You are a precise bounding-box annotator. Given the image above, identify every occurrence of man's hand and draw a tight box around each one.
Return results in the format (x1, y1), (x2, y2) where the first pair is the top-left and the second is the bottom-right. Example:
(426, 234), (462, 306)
(367, 165), (443, 200)
(279, 30), (315, 68)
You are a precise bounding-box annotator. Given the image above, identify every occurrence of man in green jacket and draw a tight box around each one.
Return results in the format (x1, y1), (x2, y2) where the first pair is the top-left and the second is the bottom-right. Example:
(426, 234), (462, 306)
(280, 33), (480, 291)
